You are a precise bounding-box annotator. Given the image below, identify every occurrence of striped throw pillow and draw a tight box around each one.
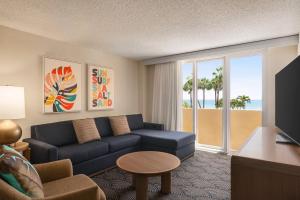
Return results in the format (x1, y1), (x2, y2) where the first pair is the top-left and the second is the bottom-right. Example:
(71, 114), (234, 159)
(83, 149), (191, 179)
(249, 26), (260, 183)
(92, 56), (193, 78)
(72, 118), (101, 144)
(109, 116), (131, 136)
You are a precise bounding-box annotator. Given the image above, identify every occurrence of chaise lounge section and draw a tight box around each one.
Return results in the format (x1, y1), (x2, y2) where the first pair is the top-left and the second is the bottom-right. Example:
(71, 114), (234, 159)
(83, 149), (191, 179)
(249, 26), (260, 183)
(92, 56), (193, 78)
(24, 114), (195, 175)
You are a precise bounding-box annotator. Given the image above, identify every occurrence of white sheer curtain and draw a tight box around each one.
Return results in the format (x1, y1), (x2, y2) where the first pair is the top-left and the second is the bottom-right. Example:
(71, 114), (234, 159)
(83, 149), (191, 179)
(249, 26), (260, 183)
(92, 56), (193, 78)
(152, 62), (180, 131)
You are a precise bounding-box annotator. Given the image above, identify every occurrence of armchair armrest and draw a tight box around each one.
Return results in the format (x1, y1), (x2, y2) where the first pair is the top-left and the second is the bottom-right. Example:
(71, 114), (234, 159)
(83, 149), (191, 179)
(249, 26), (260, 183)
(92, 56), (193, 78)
(0, 179), (31, 200)
(44, 174), (106, 200)
(23, 138), (58, 164)
(143, 122), (165, 130)
(34, 159), (73, 183)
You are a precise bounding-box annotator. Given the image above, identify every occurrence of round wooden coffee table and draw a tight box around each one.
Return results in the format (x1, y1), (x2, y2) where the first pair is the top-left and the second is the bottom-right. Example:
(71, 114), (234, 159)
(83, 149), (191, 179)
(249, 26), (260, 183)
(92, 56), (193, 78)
(116, 151), (181, 200)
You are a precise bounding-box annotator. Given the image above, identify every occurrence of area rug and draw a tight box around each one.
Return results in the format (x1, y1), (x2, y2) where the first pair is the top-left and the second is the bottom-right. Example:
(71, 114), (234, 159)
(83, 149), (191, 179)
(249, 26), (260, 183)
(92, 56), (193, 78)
(92, 150), (230, 200)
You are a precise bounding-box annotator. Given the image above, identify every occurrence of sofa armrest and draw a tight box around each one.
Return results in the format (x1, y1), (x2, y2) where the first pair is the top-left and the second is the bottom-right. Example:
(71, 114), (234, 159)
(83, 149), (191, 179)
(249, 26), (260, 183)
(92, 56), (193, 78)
(34, 159), (73, 183)
(23, 138), (58, 164)
(143, 122), (165, 130)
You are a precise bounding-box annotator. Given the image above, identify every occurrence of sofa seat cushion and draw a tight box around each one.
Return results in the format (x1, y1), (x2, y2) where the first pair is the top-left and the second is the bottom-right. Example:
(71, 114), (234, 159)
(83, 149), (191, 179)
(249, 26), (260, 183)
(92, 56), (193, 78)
(132, 129), (195, 149)
(43, 174), (106, 199)
(101, 134), (141, 152)
(58, 141), (109, 164)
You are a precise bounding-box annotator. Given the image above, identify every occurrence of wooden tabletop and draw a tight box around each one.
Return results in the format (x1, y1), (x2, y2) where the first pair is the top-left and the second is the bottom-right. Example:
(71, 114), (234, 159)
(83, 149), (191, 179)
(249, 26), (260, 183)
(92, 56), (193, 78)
(235, 127), (300, 167)
(12, 142), (29, 152)
(117, 151), (181, 175)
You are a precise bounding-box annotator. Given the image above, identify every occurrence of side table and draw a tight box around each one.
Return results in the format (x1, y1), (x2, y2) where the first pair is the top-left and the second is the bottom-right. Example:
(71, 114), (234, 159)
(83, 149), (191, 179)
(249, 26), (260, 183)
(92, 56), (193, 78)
(11, 142), (31, 161)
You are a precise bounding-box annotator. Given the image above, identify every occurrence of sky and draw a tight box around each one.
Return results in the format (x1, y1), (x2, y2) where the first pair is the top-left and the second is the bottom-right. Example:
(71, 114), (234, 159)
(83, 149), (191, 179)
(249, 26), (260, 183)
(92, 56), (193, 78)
(182, 54), (262, 101)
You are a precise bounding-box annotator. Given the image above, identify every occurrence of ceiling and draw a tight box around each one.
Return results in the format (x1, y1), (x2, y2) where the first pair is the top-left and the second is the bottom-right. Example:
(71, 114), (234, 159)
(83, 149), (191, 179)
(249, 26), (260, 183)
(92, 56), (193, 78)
(0, 0), (299, 60)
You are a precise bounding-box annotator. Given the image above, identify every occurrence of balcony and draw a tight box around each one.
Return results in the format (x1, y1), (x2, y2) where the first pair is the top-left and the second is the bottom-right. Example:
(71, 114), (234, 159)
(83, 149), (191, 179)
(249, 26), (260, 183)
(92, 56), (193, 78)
(182, 108), (262, 150)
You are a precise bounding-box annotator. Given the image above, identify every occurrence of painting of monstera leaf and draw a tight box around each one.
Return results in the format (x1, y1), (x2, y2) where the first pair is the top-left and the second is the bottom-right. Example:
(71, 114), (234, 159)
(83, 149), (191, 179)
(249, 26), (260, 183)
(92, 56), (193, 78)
(43, 57), (81, 113)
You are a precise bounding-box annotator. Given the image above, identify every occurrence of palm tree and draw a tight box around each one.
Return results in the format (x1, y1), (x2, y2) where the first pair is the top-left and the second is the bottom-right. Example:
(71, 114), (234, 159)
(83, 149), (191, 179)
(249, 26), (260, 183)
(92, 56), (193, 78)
(183, 77), (193, 108)
(230, 95), (251, 109)
(237, 95), (251, 109)
(198, 78), (212, 108)
(183, 77), (202, 108)
(182, 101), (190, 108)
(211, 67), (223, 108)
(230, 99), (240, 109)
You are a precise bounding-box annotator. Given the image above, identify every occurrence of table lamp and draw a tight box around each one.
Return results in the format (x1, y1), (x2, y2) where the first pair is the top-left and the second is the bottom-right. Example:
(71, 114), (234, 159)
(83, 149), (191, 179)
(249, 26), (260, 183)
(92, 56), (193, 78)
(0, 86), (25, 144)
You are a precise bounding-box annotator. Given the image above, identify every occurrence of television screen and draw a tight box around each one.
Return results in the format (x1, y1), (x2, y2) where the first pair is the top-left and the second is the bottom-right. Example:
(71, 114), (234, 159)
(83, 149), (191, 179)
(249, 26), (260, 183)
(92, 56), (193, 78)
(275, 55), (300, 145)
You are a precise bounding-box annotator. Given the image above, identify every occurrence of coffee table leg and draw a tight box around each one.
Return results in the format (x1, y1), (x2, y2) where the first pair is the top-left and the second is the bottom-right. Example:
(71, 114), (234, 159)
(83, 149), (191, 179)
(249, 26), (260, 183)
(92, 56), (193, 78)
(135, 175), (148, 200)
(161, 172), (171, 194)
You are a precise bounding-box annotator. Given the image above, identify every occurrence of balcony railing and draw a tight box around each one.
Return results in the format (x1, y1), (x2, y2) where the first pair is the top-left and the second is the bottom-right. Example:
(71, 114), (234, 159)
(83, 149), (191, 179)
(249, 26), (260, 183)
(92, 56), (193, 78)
(182, 108), (262, 150)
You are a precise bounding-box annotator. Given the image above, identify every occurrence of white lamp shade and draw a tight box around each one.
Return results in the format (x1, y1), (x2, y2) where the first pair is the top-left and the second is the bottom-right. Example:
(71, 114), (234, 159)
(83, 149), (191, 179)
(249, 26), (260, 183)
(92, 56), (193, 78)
(0, 86), (25, 119)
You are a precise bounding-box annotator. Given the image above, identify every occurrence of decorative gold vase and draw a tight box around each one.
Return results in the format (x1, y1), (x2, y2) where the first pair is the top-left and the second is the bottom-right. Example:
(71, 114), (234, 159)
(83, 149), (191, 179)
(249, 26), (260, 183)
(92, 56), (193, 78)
(0, 120), (22, 145)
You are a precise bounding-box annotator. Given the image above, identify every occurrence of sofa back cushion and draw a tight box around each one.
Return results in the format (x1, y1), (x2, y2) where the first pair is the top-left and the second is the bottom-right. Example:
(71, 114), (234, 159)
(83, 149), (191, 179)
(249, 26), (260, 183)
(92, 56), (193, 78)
(94, 117), (114, 137)
(126, 114), (144, 130)
(31, 121), (77, 146)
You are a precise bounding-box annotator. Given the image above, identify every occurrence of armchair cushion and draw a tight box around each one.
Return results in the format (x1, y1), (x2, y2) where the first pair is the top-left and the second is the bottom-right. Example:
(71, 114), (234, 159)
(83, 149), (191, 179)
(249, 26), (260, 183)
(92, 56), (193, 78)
(34, 159), (73, 183)
(43, 174), (106, 200)
(0, 145), (44, 198)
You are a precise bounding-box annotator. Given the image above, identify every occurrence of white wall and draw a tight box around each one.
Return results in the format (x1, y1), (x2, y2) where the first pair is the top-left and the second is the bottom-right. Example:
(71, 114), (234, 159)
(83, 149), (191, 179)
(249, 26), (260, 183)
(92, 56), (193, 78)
(0, 26), (140, 138)
(264, 45), (298, 127)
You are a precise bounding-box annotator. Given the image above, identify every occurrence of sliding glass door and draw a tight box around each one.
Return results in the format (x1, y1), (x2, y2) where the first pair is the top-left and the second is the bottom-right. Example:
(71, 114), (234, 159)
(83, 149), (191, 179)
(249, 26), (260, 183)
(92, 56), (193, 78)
(181, 62), (194, 133)
(229, 54), (262, 151)
(196, 59), (224, 149)
(179, 53), (263, 152)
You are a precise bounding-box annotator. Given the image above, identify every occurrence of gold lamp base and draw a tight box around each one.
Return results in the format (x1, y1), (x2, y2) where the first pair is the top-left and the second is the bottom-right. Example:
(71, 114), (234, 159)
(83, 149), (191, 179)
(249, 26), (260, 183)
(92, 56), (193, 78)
(0, 120), (22, 145)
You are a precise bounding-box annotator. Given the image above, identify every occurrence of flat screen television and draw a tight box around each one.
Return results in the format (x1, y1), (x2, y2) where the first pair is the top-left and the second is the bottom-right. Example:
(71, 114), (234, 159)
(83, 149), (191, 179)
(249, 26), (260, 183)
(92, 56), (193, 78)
(275, 55), (300, 145)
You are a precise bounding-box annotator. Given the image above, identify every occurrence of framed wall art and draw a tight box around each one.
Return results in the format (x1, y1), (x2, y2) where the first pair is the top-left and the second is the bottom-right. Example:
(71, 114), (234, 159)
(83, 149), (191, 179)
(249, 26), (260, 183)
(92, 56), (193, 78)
(43, 57), (81, 113)
(87, 65), (114, 110)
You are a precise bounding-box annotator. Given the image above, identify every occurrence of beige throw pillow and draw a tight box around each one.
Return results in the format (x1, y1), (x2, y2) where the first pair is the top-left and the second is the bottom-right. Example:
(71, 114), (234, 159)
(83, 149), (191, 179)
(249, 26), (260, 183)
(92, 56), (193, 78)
(109, 115), (131, 136)
(72, 118), (100, 144)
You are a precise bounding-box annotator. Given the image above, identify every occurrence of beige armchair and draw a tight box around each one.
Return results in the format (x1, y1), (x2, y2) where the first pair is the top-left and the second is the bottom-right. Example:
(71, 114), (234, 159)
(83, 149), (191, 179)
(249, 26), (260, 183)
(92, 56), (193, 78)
(0, 159), (106, 200)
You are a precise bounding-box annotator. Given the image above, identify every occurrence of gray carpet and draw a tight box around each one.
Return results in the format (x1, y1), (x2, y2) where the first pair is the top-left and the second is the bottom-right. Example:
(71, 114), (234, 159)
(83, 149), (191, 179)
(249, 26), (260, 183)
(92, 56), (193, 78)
(92, 151), (231, 200)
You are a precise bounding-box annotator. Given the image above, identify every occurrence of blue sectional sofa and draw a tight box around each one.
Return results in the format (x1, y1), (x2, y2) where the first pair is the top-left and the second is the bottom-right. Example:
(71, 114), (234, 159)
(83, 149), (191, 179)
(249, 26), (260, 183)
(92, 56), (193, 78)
(24, 114), (195, 175)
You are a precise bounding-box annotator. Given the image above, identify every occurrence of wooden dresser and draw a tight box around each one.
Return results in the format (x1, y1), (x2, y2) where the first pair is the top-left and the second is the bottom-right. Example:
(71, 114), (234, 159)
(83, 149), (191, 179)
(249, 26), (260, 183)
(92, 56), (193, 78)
(231, 127), (300, 200)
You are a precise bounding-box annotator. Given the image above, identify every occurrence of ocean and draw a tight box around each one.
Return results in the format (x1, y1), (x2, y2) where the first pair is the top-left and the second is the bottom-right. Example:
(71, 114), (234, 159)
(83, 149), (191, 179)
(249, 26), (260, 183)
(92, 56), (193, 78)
(183, 99), (262, 110)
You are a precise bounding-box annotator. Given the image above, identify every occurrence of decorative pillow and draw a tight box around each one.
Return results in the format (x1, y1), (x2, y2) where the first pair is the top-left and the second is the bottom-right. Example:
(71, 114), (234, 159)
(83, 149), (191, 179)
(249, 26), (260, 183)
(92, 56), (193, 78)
(0, 145), (44, 198)
(109, 115), (131, 136)
(72, 118), (101, 144)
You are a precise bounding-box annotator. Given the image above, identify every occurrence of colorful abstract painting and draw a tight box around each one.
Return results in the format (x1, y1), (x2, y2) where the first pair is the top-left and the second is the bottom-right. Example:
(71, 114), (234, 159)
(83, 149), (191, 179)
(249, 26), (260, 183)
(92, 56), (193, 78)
(43, 58), (81, 113)
(88, 65), (114, 110)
